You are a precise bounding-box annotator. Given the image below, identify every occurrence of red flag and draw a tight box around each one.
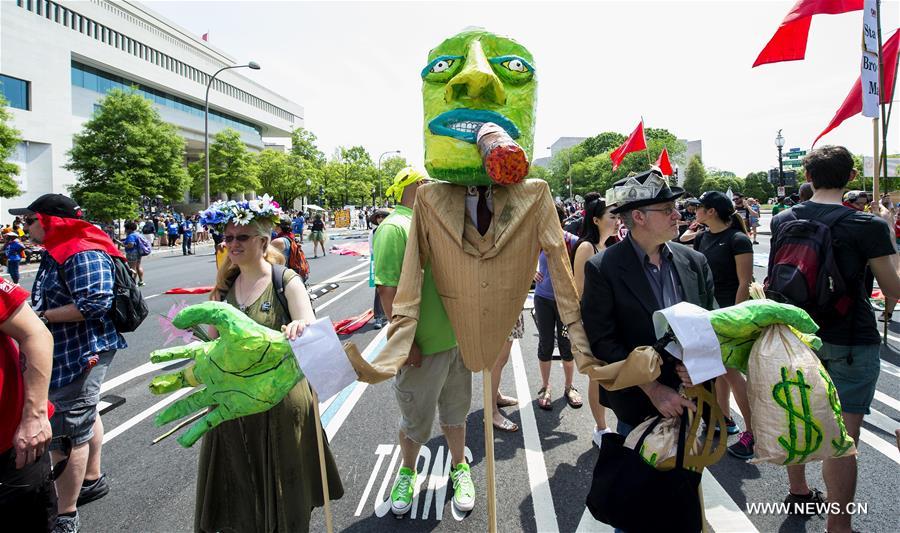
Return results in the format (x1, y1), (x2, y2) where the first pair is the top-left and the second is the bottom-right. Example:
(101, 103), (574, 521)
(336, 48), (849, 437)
(813, 28), (899, 146)
(610, 120), (647, 171)
(753, 0), (863, 67)
(654, 148), (674, 176)
(202, 32), (209, 42)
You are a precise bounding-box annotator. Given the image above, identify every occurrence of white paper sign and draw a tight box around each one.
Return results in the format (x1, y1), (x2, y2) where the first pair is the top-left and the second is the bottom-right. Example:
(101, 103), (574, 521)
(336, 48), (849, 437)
(863, 156), (900, 177)
(652, 302), (726, 385)
(288, 317), (357, 401)
(863, 0), (878, 53)
(861, 51), (880, 118)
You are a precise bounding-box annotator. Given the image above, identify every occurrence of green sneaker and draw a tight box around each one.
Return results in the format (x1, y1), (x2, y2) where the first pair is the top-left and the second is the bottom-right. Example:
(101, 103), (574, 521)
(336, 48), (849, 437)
(390, 466), (416, 515)
(450, 462), (475, 512)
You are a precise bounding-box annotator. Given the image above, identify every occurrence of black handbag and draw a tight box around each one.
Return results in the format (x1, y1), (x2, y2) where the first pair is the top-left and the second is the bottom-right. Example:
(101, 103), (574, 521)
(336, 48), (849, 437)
(585, 413), (703, 533)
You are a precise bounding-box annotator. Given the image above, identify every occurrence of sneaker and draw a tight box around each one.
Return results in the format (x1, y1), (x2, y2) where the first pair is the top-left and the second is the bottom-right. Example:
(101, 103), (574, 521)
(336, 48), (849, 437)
(592, 427), (613, 448)
(727, 431), (755, 460)
(77, 473), (110, 506)
(450, 462), (475, 512)
(390, 466), (416, 516)
(783, 488), (827, 515)
(724, 416), (740, 435)
(52, 512), (80, 533)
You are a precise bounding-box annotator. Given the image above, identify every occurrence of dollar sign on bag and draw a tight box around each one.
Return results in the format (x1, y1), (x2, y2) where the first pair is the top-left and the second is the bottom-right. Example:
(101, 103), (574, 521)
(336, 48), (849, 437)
(819, 369), (854, 456)
(772, 367), (823, 464)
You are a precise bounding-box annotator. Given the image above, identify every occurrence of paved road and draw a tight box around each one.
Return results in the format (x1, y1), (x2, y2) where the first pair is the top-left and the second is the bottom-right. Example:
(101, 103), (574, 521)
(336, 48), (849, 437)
(11, 225), (898, 532)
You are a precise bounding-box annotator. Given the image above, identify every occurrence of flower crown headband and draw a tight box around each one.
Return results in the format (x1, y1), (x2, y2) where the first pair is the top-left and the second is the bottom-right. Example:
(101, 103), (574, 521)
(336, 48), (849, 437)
(199, 194), (283, 231)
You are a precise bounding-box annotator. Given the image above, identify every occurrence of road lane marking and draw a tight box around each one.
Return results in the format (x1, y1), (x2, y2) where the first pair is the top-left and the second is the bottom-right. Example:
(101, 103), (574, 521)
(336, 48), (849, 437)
(315, 278), (369, 312)
(101, 359), (187, 394)
(575, 508), (614, 532)
(103, 387), (194, 444)
(865, 408), (898, 436)
(880, 359), (900, 378)
(355, 444), (394, 516)
(860, 427), (900, 464)
(322, 328), (389, 439)
(701, 471), (761, 533)
(874, 390), (900, 413)
(510, 339), (560, 533)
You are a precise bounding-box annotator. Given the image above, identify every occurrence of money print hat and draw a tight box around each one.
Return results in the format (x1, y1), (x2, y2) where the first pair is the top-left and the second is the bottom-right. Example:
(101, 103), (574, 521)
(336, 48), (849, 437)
(608, 168), (685, 214)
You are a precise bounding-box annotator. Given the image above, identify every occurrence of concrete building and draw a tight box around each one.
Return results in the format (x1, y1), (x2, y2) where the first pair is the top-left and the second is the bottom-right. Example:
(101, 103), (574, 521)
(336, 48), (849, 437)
(676, 139), (702, 186)
(0, 0), (304, 223)
(533, 136), (588, 169)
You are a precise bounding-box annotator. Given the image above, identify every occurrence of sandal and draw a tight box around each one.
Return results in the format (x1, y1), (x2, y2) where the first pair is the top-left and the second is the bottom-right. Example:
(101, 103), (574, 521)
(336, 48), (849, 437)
(564, 385), (583, 408)
(493, 417), (519, 432)
(536, 387), (552, 410)
(496, 393), (518, 408)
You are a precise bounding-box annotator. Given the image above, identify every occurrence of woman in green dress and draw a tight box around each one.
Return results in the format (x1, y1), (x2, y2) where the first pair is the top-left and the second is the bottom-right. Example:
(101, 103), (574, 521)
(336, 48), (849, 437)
(195, 215), (343, 532)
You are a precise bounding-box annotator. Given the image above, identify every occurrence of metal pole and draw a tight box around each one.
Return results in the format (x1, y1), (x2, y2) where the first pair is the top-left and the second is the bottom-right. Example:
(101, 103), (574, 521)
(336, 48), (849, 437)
(377, 150), (400, 204)
(204, 63), (260, 209)
(778, 145), (784, 190)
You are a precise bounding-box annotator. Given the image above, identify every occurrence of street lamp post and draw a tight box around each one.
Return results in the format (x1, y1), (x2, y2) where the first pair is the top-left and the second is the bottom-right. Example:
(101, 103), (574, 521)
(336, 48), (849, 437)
(775, 129), (785, 193)
(204, 61), (261, 208)
(376, 150), (401, 205)
(305, 178), (311, 210)
(371, 187), (377, 208)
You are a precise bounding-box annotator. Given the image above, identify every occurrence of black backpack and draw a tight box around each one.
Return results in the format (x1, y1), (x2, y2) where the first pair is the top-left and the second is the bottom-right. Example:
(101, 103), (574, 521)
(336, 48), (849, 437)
(58, 254), (148, 333)
(765, 206), (856, 322)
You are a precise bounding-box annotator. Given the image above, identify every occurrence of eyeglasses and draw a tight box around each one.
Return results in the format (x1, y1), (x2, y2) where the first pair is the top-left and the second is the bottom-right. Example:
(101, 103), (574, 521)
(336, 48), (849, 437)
(642, 206), (677, 216)
(24, 217), (38, 226)
(223, 234), (255, 243)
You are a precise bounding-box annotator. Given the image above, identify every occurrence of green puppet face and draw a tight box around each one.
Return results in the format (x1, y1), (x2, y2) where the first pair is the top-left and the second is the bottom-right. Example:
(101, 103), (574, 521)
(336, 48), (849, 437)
(422, 29), (537, 185)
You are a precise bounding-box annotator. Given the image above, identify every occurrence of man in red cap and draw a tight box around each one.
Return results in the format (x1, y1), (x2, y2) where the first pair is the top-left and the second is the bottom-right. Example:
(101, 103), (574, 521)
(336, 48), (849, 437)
(10, 194), (126, 533)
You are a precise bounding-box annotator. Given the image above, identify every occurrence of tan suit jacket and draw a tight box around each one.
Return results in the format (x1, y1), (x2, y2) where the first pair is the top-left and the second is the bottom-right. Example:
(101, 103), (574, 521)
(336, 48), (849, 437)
(347, 180), (661, 388)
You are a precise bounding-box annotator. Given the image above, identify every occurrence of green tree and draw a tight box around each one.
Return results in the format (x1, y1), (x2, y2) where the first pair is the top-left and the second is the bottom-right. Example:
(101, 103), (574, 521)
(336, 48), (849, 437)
(191, 129), (259, 199)
(66, 89), (188, 221)
(701, 175), (744, 194)
(0, 96), (22, 198)
(580, 132), (626, 159)
(682, 155), (706, 196)
(290, 127), (325, 168)
(323, 146), (377, 207)
(255, 149), (307, 208)
(743, 171), (775, 201)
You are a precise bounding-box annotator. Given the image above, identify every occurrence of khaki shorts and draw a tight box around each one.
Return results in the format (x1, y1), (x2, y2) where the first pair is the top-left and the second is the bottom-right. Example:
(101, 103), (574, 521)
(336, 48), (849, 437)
(393, 346), (471, 444)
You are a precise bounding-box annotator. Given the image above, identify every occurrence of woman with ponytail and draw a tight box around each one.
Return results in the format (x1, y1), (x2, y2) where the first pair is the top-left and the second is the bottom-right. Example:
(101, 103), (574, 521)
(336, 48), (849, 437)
(197, 199), (343, 532)
(571, 198), (618, 448)
(695, 191), (756, 459)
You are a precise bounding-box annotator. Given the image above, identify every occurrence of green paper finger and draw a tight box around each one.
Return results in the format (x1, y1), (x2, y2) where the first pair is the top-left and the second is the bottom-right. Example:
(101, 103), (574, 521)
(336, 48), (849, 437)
(155, 388), (213, 427)
(150, 341), (211, 364)
(149, 372), (189, 395)
(172, 301), (256, 340)
(177, 406), (228, 448)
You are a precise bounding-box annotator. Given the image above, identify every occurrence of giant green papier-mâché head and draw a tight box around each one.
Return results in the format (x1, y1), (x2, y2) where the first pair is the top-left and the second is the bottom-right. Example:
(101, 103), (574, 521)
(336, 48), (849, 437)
(422, 28), (537, 186)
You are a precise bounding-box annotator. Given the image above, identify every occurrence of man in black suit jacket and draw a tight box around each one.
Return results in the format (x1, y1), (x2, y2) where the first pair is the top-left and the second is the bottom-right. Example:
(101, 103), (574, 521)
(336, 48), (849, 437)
(582, 169), (718, 435)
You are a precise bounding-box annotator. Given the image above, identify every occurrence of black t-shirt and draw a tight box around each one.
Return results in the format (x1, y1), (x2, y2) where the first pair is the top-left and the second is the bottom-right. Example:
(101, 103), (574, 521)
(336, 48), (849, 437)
(311, 219), (325, 231)
(693, 227), (753, 307)
(771, 202), (894, 345)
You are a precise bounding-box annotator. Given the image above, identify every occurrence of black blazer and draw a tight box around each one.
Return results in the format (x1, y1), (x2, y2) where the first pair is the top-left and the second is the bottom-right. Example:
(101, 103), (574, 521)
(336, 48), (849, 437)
(581, 237), (717, 426)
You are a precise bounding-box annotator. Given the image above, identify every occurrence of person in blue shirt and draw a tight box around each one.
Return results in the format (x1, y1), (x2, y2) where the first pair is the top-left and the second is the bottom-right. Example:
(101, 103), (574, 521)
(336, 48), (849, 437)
(180, 218), (194, 255)
(292, 213), (305, 244)
(122, 221), (146, 286)
(3, 232), (25, 284)
(166, 218), (179, 248)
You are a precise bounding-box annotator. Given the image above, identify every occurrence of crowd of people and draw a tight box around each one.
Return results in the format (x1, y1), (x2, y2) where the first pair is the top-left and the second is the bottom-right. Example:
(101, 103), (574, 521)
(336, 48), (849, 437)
(2, 145), (900, 533)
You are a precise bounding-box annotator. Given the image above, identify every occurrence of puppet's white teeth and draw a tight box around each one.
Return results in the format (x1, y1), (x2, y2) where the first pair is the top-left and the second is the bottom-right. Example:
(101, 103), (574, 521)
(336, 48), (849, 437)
(448, 121), (485, 133)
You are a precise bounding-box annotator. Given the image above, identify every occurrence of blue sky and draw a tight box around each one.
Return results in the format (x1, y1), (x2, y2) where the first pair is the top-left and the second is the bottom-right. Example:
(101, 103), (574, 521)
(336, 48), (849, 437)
(145, 0), (899, 176)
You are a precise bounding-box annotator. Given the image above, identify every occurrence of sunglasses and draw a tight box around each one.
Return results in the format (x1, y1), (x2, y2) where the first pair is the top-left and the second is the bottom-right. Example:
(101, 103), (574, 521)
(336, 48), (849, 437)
(223, 234), (256, 243)
(24, 217), (38, 226)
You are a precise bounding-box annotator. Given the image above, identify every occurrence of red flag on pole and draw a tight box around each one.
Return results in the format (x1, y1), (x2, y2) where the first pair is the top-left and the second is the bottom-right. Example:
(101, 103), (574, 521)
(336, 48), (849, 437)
(813, 28), (899, 146)
(753, 0), (863, 67)
(654, 148), (674, 176)
(610, 120), (647, 171)
(202, 32), (209, 42)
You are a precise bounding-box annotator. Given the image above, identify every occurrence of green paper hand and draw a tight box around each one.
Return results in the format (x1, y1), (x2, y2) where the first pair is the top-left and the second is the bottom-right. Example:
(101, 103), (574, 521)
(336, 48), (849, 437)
(148, 301), (302, 447)
(710, 300), (821, 374)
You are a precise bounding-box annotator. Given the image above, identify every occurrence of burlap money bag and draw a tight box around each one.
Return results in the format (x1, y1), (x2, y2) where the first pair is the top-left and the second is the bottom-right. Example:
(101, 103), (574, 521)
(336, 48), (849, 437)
(748, 324), (857, 465)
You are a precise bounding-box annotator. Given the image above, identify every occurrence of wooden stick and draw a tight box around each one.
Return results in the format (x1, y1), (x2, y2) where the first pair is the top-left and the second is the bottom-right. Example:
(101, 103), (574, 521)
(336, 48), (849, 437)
(311, 388), (334, 533)
(482, 368), (497, 533)
(151, 411), (205, 445)
(873, 118), (881, 202)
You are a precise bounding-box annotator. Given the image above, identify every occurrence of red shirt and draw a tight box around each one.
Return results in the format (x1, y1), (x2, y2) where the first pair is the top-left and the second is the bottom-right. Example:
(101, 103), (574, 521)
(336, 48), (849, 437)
(0, 277), (53, 452)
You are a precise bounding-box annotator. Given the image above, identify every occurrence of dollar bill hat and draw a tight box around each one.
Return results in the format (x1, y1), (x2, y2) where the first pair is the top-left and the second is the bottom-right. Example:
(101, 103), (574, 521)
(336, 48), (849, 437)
(607, 168), (685, 214)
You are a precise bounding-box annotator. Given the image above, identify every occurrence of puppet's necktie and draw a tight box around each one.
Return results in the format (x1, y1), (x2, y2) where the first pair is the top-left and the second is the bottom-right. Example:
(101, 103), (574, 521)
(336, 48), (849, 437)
(477, 186), (492, 236)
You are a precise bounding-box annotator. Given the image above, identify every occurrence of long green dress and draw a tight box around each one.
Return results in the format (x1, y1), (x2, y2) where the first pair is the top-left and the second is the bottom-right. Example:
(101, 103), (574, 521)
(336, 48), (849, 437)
(194, 269), (344, 532)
